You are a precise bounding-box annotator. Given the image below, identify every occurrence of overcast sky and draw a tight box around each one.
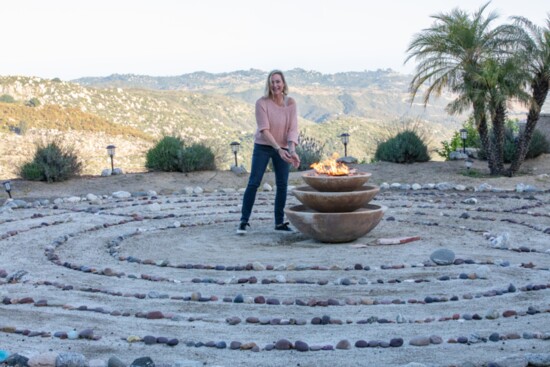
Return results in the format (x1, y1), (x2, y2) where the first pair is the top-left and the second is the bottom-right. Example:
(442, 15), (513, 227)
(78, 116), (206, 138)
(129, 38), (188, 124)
(2, 0), (548, 80)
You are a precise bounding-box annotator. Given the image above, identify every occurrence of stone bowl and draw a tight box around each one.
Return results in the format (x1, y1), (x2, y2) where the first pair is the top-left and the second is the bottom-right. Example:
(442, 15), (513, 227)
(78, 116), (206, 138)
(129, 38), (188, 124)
(284, 204), (386, 243)
(292, 185), (380, 213)
(302, 171), (372, 192)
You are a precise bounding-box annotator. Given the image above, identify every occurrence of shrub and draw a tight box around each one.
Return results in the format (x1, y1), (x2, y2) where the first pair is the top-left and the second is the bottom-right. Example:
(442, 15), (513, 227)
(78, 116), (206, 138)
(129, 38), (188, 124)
(145, 136), (184, 172)
(26, 97), (41, 107)
(374, 130), (430, 163)
(437, 119), (481, 160)
(177, 142), (216, 172)
(19, 142), (82, 182)
(0, 94), (16, 103)
(295, 132), (325, 171)
(479, 128), (549, 162)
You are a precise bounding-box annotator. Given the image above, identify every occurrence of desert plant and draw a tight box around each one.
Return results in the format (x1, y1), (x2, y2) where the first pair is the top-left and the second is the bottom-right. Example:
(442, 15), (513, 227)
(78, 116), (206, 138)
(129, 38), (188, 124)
(177, 142), (216, 172)
(0, 94), (16, 103)
(374, 130), (430, 163)
(145, 136), (184, 172)
(26, 97), (41, 107)
(19, 142), (82, 182)
(295, 131), (325, 171)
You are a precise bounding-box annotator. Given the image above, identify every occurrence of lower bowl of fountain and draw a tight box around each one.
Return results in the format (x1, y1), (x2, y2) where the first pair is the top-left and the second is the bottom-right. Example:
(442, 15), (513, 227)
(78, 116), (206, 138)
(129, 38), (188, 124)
(302, 171), (372, 192)
(284, 204), (386, 243)
(292, 185), (380, 212)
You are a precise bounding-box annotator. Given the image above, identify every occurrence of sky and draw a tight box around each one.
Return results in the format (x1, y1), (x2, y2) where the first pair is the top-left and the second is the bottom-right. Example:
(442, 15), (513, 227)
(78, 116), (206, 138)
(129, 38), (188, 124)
(2, 0), (549, 80)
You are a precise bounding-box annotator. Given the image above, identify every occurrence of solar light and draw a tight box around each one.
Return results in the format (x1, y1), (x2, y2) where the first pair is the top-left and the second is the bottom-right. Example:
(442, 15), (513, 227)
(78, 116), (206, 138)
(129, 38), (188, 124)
(230, 141), (241, 167)
(2, 181), (12, 199)
(465, 159), (473, 170)
(339, 133), (350, 157)
(459, 129), (468, 154)
(106, 145), (116, 174)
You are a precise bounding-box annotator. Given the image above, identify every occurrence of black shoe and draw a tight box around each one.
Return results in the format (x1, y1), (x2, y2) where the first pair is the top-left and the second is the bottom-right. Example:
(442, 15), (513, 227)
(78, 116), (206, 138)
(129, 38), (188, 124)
(237, 221), (250, 235)
(275, 222), (293, 232)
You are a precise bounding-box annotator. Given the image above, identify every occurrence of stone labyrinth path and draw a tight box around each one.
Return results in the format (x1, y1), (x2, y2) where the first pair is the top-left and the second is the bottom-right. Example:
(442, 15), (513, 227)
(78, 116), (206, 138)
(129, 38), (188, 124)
(1, 186), (549, 366)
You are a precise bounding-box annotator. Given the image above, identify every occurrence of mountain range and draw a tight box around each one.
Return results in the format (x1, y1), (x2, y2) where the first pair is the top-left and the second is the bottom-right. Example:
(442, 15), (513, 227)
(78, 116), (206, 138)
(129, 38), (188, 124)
(0, 68), (539, 179)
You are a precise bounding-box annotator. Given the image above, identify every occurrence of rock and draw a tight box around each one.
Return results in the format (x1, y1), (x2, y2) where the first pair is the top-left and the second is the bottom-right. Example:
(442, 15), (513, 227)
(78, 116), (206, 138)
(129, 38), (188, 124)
(193, 187), (203, 194)
(429, 335), (443, 344)
(112, 168), (124, 175)
(112, 191), (131, 199)
(5, 353), (30, 366)
(274, 339), (292, 350)
(262, 183), (272, 191)
(336, 339), (351, 349)
(28, 352), (58, 367)
(65, 196), (81, 203)
(108, 356), (126, 367)
(390, 338), (404, 347)
(491, 355), (528, 367)
(435, 182), (452, 190)
(526, 353), (550, 366)
(129, 357), (155, 367)
(295, 340), (309, 352)
(89, 360), (107, 367)
(56, 353), (88, 367)
(409, 336), (431, 346)
(101, 169), (112, 177)
(430, 249), (455, 265)
(462, 198), (478, 205)
(475, 183), (493, 192)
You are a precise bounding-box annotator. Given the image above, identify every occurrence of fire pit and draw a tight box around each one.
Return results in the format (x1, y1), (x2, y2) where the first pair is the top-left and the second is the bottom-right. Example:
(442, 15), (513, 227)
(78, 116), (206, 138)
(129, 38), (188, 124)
(285, 155), (385, 243)
(292, 185), (379, 213)
(302, 171), (371, 192)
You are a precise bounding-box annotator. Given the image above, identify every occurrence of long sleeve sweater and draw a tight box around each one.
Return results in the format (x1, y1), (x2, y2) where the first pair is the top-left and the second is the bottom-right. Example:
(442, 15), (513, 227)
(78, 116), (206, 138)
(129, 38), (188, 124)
(254, 97), (299, 148)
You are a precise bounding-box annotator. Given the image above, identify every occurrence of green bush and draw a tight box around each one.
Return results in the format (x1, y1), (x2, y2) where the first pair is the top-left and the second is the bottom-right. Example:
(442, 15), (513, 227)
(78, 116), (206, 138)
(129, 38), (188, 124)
(177, 142), (216, 172)
(374, 130), (430, 163)
(437, 119), (481, 160)
(145, 136), (184, 172)
(0, 94), (16, 103)
(525, 129), (550, 159)
(479, 128), (549, 162)
(19, 142), (82, 182)
(26, 97), (41, 107)
(295, 132), (324, 171)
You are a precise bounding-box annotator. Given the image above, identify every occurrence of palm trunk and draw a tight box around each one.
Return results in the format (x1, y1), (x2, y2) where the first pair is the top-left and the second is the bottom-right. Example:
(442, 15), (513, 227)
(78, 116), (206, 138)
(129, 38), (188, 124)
(508, 76), (549, 176)
(492, 103), (506, 174)
(474, 102), (499, 175)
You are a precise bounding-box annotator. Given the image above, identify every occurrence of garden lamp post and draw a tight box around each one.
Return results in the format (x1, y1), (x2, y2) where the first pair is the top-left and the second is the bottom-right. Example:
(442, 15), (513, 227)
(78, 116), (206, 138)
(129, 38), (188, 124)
(459, 129), (467, 154)
(3, 181), (12, 199)
(230, 141), (241, 167)
(106, 145), (116, 174)
(339, 133), (350, 157)
(465, 159), (473, 171)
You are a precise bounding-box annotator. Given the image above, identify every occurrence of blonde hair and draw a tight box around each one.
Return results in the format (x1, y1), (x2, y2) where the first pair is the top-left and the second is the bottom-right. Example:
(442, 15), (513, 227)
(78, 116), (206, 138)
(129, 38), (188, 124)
(264, 70), (289, 98)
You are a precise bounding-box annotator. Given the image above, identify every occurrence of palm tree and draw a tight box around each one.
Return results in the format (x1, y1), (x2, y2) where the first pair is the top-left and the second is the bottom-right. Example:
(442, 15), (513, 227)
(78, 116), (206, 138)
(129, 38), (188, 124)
(405, 2), (515, 175)
(507, 15), (550, 176)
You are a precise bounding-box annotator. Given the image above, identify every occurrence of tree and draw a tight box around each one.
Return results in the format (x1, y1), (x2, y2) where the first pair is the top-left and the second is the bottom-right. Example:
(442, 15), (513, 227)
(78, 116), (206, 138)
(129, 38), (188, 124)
(506, 15), (550, 176)
(405, 2), (516, 175)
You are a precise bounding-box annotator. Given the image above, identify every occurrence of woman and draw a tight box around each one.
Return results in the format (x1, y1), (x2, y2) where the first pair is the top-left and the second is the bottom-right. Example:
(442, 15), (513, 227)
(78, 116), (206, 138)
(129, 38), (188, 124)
(237, 70), (301, 234)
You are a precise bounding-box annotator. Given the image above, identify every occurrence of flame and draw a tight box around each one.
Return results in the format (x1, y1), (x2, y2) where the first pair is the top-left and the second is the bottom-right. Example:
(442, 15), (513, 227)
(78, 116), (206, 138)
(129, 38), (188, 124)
(310, 153), (352, 176)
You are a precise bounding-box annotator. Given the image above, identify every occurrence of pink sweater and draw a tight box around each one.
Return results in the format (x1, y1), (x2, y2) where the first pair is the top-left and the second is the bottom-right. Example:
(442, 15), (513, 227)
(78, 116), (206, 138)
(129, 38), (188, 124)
(254, 97), (299, 148)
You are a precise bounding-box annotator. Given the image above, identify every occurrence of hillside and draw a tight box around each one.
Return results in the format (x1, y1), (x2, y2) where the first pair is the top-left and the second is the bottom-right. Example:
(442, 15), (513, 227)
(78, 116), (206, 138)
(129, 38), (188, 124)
(2, 69), (542, 180)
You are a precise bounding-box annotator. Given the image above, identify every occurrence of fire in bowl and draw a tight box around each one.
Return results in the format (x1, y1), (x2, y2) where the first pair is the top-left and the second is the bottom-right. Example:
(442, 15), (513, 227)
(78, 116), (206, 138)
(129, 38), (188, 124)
(284, 204), (386, 243)
(302, 171), (372, 192)
(292, 185), (380, 213)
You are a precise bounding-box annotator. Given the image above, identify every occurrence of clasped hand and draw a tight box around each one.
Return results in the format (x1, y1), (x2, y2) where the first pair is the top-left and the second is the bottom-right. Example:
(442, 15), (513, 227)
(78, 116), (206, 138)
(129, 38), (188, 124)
(280, 150), (301, 169)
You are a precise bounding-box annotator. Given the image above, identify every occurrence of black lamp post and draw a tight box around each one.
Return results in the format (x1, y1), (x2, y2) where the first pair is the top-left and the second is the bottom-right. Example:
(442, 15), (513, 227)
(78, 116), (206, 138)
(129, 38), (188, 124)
(459, 129), (467, 154)
(230, 141), (241, 167)
(3, 181), (12, 199)
(106, 145), (116, 174)
(339, 133), (350, 157)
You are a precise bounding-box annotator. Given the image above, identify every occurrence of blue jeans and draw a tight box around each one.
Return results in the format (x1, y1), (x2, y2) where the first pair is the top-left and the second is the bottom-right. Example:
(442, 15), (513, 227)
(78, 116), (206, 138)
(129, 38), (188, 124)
(240, 143), (290, 225)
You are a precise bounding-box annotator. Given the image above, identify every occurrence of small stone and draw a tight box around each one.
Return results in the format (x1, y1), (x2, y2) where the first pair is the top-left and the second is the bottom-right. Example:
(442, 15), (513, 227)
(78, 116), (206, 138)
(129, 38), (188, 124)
(430, 249), (455, 265)
(56, 352), (88, 367)
(167, 338), (178, 346)
(335, 339), (351, 350)
(429, 335), (443, 344)
(142, 335), (156, 345)
(390, 338), (403, 347)
(489, 333), (500, 342)
(129, 357), (154, 367)
(230, 341), (241, 350)
(295, 340), (309, 352)
(275, 339), (292, 350)
(409, 336), (430, 346)
(355, 340), (368, 348)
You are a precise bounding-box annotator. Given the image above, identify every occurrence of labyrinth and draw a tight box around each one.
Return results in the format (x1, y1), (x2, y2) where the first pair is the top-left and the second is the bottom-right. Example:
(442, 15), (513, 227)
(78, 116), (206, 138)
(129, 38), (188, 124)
(1, 186), (549, 366)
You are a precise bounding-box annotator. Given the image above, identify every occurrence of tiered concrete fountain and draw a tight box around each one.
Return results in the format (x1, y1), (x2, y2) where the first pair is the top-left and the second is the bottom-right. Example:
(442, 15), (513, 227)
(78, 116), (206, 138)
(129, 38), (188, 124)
(285, 159), (386, 243)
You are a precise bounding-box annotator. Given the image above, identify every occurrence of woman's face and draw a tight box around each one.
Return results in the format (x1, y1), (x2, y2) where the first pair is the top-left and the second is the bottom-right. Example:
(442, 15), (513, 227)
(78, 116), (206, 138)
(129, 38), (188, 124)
(270, 74), (284, 97)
